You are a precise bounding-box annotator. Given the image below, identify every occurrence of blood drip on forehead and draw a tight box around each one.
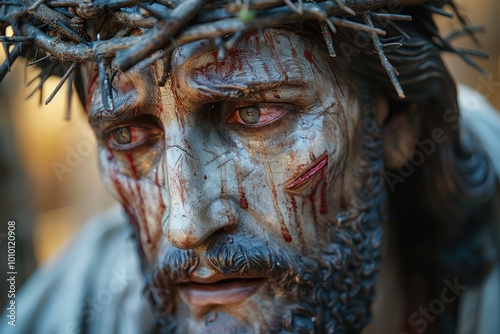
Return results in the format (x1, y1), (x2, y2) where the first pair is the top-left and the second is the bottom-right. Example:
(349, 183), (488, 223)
(85, 67), (99, 114)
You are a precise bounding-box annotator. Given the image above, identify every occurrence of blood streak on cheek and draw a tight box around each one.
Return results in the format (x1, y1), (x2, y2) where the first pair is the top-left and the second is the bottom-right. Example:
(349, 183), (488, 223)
(125, 153), (151, 243)
(126, 153), (139, 179)
(285, 154), (329, 218)
(110, 163), (142, 245)
(259, 138), (291, 243)
(264, 164), (291, 243)
(106, 142), (114, 161)
(154, 170), (166, 210)
(234, 164), (249, 209)
(221, 181), (237, 227)
(239, 185), (249, 209)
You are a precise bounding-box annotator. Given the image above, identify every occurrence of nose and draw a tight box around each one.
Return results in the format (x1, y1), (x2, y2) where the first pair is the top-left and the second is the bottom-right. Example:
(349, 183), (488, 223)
(165, 198), (237, 249)
(162, 134), (238, 250)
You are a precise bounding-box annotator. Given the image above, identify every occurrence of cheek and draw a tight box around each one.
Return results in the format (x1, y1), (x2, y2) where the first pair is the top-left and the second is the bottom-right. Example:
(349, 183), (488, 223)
(98, 145), (166, 263)
(280, 136), (338, 243)
(234, 114), (340, 250)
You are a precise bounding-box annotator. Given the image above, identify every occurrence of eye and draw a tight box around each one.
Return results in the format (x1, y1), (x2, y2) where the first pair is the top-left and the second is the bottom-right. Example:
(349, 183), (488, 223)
(112, 127), (132, 145)
(108, 126), (159, 149)
(226, 104), (288, 126)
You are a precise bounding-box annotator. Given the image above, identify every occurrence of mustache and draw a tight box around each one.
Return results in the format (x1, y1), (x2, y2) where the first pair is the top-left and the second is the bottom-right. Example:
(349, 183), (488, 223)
(151, 238), (313, 291)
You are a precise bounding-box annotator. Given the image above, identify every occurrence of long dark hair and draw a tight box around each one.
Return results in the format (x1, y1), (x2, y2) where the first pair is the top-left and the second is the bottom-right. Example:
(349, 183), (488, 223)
(327, 6), (498, 334)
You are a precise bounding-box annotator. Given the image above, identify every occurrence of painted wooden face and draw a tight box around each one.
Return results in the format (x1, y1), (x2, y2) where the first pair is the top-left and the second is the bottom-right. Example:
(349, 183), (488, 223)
(88, 28), (376, 333)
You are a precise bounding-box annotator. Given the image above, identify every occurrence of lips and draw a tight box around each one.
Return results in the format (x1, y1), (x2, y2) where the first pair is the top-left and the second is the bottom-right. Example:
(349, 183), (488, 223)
(178, 278), (266, 307)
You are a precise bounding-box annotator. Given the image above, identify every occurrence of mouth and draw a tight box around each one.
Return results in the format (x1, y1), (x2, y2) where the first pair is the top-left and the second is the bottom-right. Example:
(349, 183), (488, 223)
(178, 277), (266, 307)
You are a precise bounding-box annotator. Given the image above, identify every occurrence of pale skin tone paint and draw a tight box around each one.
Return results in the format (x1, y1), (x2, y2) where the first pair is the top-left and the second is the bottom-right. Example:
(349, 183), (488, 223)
(87, 29), (370, 332)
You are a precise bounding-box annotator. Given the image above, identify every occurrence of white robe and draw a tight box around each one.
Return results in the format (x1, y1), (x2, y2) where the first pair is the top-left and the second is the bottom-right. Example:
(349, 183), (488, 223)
(1, 206), (156, 334)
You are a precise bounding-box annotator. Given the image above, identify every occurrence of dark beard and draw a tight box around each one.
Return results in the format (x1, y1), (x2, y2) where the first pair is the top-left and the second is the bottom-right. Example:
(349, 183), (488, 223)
(143, 95), (385, 334)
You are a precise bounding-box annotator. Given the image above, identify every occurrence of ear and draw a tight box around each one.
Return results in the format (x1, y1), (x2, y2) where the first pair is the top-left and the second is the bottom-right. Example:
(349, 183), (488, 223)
(377, 98), (421, 170)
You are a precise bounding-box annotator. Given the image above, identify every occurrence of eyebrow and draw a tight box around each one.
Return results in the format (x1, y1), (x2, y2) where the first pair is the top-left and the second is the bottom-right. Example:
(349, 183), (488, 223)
(186, 73), (308, 103)
(88, 103), (146, 125)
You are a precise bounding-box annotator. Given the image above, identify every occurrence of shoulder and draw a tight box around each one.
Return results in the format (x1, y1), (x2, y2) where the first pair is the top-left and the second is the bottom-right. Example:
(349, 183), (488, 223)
(457, 85), (500, 333)
(1, 205), (156, 334)
(458, 84), (500, 176)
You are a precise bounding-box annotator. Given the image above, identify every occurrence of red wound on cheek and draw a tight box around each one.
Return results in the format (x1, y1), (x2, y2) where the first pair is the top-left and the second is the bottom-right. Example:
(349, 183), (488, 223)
(285, 154), (328, 196)
(285, 154), (329, 223)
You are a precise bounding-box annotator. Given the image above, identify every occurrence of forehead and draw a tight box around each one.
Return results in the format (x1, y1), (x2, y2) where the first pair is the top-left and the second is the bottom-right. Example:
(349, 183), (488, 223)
(87, 28), (337, 118)
(171, 29), (325, 101)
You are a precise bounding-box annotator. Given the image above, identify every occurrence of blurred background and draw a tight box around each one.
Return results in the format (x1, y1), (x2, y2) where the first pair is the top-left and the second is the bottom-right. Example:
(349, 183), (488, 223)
(0, 0), (498, 305)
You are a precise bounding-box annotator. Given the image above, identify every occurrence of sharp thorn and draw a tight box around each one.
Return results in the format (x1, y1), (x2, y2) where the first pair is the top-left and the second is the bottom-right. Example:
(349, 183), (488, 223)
(224, 30), (243, 50)
(334, 0), (356, 16)
(136, 49), (168, 72)
(329, 17), (386, 36)
(26, 73), (42, 88)
(283, 0), (302, 15)
(169, 35), (179, 48)
(458, 48), (489, 59)
(361, 12), (405, 99)
(65, 71), (74, 121)
(325, 18), (337, 34)
(45, 63), (76, 105)
(387, 21), (411, 40)
(55, 19), (88, 44)
(297, 0), (303, 15)
(38, 84), (43, 106)
(370, 12), (412, 22)
(448, 2), (481, 46)
(159, 53), (172, 87)
(28, 54), (51, 66)
(2, 41), (10, 72)
(214, 36), (225, 62)
(320, 22), (336, 57)
(382, 42), (403, 49)
(25, 62), (54, 101)
(97, 57), (114, 112)
(445, 26), (485, 43)
(0, 43), (21, 82)
(424, 4), (454, 18)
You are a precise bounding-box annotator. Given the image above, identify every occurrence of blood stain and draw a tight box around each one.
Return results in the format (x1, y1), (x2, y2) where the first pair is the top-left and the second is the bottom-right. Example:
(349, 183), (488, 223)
(304, 50), (314, 64)
(281, 228), (292, 243)
(125, 153), (138, 179)
(320, 181), (328, 214)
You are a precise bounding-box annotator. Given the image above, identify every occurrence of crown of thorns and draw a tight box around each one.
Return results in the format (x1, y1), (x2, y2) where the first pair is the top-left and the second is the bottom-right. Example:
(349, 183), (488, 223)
(0, 0), (488, 118)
